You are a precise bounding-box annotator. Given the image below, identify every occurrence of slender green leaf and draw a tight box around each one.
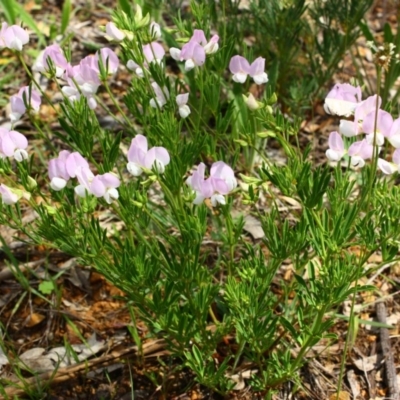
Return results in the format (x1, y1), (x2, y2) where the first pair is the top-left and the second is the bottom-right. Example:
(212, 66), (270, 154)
(61, 0), (72, 35)
(0, 0), (16, 24)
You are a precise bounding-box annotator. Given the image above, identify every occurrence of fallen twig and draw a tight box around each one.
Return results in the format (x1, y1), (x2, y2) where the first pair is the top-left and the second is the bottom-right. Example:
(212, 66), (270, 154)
(376, 301), (400, 400)
(4, 339), (167, 398)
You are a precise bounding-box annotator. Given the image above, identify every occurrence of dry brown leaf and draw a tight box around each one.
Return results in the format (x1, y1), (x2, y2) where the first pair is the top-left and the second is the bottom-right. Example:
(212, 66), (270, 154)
(25, 312), (46, 327)
(329, 391), (350, 400)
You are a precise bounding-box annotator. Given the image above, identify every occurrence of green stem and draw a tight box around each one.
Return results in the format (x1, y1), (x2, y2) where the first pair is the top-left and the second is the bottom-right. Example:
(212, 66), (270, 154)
(17, 53), (57, 113)
(102, 79), (136, 131)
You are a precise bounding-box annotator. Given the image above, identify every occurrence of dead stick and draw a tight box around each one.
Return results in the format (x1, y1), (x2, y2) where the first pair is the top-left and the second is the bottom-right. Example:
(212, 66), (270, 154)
(4, 339), (167, 398)
(376, 301), (400, 400)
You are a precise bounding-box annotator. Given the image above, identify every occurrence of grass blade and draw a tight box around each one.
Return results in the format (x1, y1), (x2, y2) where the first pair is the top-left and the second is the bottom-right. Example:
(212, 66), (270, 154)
(61, 0), (71, 35)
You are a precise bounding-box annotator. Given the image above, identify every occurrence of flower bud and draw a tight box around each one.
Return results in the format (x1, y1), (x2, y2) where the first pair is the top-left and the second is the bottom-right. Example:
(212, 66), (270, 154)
(242, 93), (262, 110)
(26, 176), (37, 191)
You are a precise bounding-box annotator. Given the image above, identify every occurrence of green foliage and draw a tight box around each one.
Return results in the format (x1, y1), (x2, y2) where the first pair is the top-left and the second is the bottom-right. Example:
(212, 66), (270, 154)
(4, 0), (400, 397)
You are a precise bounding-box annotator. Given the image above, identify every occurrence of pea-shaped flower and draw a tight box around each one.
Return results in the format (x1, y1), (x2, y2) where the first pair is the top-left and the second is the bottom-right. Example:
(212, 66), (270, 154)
(186, 161), (237, 206)
(176, 93), (190, 118)
(229, 55), (268, 85)
(326, 132), (345, 162)
(324, 83), (362, 117)
(0, 23), (29, 51)
(10, 86), (41, 122)
(0, 128), (28, 162)
(90, 173), (120, 204)
(127, 134), (170, 176)
(0, 184), (21, 205)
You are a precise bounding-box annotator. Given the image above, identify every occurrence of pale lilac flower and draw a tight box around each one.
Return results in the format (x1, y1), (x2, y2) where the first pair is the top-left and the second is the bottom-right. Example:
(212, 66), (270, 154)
(326, 131), (345, 161)
(176, 93), (190, 118)
(180, 40), (205, 71)
(63, 58), (101, 109)
(339, 119), (360, 137)
(170, 30), (218, 71)
(387, 117), (400, 148)
(75, 167), (95, 198)
(0, 23), (29, 51)
(0, 184), (20, 205)
(191, 30), (207, 46)
(203, 35), (219, 54)
(169, 47), (182, 61)
(354, 95), (381, 126)
(186, 161), (236, 206)
(33, 44), (68, 77)
(347, 139), (375, 168)
(362, 109), (393, 146)
(10, 86), (41, 122)
(105, 22), (125, 41)
(126, 59), (144, 77)
(48, 150), (71, 190)
(149, 82), (169, 109)
(150, 22), (161, 39)
(229, 55), (251, 83)
(65, 152), (90, 178)
(128, 43), (164, 77)
(229, 56), (268, 85)
(97, 48), (119, 75)
(248, 57), (268, 85)
(90, 173), (120, 204)
(127, 134), (170, 176)
(0, 128), (28, 162)
(378, 149), (400, 175)
(324, 83), (362, 117)
(210, 161), (237, 192)
(143, 42), (165, 64)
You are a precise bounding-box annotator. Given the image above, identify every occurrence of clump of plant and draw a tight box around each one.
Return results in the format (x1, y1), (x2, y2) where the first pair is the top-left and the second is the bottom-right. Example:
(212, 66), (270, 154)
(1, 0), (399, 397)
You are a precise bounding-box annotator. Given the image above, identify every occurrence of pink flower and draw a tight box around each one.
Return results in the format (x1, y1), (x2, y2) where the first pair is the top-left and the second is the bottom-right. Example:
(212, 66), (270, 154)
(105, 22), (125, 41)
(127, 134), (170, 176)
(229, 55), (268, 85)
(33, 44), (68, 77)
(203, 35), (219, 54)
(143, 42), (165, 64)
(176, 93), (190, 118)
(169, 30), (219, 71)
(0, 128), (28, 162)
(97, 48), (119, 75)
(387, 117), (400, 148)
(75, 167), (95, 197)
(362, 109), (393, 146)
(378, 149), (400, 175)
(65, 152), (90, 178)
(354, 95), (381, 126)
(48, 151), (90, 190)
(0, 184), (21, 205)
(186, 161), (237, 206)
(10, 86), (41, 122)
(63, 57), (101, 109)
(180, 40), (205, 71)
(324, 83), (362, 117)
(348, 139), (375, 168)
(339, 119), (360, 137)
(48, 150), (71, 190)
(149, 82), (169, 109)
(248, 57), (268, 84)
(326, 131), (345, 161)
(229, 55), (250, 83)
(0, 23), (29, 51)
(129, 42), (165, 76)
(90, 173), (120, 204)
